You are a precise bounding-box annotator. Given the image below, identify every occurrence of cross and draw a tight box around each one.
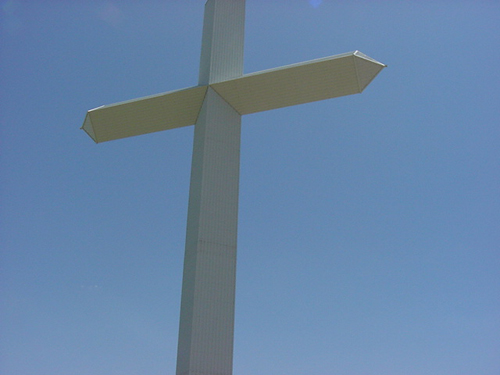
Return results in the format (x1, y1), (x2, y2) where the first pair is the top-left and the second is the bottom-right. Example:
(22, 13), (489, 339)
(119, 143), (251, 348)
(81, 1), (385, 374)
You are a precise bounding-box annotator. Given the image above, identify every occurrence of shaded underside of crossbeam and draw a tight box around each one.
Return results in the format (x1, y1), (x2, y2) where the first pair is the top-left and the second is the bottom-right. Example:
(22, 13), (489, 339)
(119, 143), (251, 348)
(81, 86), (208, 143)
(81, 51), (385, 143)
(211, 50), (385, 115)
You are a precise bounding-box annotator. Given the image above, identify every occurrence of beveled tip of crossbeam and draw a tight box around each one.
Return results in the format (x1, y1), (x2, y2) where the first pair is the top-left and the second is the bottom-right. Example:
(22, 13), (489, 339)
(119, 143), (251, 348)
(81, 86), (208, 143)
(211, 50), (386, 115)
(81, 112), (98, 143)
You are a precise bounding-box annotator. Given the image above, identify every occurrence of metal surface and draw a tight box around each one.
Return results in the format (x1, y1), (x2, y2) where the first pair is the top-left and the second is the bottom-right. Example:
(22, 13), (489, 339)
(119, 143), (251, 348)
(82, 86), (207, 143)
(82, 50), (384, 143)
(176, 2), (245, 374)
(177, 87), (241, 375)
(198, 0), (245, 85)
(211, 51), (385, 115)
(81, 1), (385, 374)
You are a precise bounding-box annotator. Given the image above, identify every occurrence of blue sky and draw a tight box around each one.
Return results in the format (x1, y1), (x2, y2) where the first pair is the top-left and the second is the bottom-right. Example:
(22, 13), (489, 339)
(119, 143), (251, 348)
(1, 1), (499, 374)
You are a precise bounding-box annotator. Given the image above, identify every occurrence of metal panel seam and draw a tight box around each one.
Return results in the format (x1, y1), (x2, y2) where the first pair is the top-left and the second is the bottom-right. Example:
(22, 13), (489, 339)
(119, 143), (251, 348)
(193, 85), (210, 124)
(208, 84), (243, 115)
(352, 53), (363, 94)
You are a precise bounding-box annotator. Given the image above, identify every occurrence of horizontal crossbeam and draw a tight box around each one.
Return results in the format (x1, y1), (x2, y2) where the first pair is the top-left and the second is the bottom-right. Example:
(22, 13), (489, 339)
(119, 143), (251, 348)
(212, 51), (385, 115)
(82, 51), (385, 143)
(82, 86), (208, 143)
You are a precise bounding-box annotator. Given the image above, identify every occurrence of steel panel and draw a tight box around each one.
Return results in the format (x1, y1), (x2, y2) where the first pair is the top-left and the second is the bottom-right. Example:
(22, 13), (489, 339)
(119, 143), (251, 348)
(81, 85), (208, 143)
(211, 51), (385, 115)
(198, 0), (245, 85)
(177, 88), (241, 375)
(176, 1), (246, 374)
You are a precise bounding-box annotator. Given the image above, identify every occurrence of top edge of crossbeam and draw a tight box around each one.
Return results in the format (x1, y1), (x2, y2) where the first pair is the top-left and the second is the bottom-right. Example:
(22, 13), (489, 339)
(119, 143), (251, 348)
(85, 86), (207, 113)
(239, 51), (385, 79)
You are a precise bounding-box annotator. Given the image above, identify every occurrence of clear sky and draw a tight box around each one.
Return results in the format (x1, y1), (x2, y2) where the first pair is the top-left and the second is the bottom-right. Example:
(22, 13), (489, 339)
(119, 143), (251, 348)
(1, 1), (499, 374)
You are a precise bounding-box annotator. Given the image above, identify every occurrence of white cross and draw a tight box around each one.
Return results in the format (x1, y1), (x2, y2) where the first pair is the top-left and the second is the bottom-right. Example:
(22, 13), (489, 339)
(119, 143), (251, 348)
(82, 1), (385, 374)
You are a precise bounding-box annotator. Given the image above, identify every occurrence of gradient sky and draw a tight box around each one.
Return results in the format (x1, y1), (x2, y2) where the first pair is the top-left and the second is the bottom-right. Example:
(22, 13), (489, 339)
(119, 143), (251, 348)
(1, 1), (499, 374)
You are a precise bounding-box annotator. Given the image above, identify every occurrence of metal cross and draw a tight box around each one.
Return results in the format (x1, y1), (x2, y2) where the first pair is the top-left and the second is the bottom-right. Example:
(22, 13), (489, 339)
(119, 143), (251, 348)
(81, 1), (385, 374)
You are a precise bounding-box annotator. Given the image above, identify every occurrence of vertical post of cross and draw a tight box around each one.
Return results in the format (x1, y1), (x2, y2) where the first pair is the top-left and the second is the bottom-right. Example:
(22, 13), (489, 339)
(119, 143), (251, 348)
(176, 1), (245, 375)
